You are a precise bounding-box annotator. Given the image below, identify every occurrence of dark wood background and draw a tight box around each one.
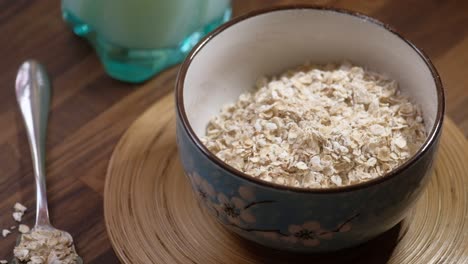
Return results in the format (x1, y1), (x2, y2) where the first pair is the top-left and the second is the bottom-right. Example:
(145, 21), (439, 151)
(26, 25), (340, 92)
(0, 0), (467, 263)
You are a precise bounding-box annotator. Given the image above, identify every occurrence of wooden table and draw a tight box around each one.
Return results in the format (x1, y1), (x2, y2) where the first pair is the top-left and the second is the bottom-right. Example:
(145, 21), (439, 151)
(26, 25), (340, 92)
(0, 1), (467, 263)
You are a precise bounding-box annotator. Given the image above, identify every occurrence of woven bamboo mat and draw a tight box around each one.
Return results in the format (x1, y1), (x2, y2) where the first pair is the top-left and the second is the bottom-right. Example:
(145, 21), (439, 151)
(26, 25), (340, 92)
(104, 93), (468, 264)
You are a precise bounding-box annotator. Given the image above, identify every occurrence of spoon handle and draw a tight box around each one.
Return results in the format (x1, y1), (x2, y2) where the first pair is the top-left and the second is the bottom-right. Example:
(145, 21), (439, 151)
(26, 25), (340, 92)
(15, 60), (51, 227)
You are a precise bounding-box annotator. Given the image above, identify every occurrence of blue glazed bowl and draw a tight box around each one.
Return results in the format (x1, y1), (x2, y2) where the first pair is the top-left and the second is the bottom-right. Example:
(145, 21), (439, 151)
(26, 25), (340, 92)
(175, 6), (444, 252)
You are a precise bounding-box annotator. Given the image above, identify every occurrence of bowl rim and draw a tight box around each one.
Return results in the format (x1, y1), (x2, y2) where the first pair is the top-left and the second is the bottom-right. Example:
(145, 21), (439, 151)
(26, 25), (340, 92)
(175, 5), (445, 194)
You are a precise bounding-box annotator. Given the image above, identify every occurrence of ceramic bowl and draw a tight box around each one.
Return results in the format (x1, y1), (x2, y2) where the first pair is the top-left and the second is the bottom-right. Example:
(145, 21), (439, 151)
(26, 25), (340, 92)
(175, 6), (444, 252)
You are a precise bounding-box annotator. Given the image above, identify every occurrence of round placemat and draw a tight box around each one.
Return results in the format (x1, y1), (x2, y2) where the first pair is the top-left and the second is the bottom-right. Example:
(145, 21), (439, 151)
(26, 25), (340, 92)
(104, 94), (468, 264)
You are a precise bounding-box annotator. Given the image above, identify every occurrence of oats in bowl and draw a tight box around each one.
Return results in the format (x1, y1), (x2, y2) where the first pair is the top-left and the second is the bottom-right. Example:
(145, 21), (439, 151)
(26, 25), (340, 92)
(201, 62), (427, 188)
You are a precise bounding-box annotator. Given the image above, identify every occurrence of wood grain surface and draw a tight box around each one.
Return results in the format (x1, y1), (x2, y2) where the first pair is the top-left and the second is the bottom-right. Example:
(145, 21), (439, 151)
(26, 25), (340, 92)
(0, 1), (467, 263)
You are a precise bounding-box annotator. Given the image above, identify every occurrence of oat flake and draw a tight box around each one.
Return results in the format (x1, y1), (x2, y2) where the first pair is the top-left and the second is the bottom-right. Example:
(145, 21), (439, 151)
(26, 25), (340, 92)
(18, 224), (30, 234)
(14, 227), (79, 264)
(12, 211), (23, 222)
(2, 229), (11, 238)
(202, 62), (427, 188)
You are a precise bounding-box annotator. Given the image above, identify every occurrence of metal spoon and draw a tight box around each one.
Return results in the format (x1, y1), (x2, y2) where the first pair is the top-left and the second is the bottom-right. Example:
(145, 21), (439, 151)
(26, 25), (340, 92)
(14, 60), (82, 263)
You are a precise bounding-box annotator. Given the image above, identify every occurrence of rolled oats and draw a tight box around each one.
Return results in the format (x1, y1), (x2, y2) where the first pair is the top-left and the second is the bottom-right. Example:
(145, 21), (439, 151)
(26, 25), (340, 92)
(202, 62), (427, 188)
(18, 224), (30, 234)
(12, 211), (23, 222)
(12, 202), (27, 223)
(2, 229), (11, 238)
(14, 227), (78, 264)
(14, 202), (27, 213)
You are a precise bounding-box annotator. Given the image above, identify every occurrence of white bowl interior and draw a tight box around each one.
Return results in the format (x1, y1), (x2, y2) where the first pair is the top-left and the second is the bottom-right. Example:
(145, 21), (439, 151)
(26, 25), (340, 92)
(183, 8), (439, 138)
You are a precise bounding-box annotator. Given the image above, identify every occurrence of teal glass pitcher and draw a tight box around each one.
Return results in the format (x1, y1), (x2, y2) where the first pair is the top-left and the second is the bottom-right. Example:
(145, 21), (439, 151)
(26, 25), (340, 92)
(62, 0), (231, 83)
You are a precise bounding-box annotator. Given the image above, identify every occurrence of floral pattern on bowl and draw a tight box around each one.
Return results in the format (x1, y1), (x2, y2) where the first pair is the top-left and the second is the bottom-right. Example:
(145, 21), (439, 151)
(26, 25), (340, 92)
(186, 170), (359, 249)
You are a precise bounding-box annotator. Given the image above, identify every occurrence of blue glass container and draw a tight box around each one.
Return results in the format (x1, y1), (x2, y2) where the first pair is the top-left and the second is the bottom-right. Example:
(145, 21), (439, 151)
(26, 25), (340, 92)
(62, 0), (231, 82)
